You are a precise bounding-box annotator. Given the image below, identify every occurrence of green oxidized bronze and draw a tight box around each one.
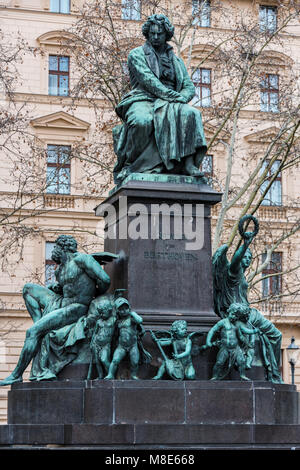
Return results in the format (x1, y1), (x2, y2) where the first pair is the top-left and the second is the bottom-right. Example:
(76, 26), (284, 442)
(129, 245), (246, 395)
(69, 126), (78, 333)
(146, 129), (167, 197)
(113, 14), (207, 185)
(212, 215), (283, 383)
(151, 320), (203, 380)
(86, 296), (117, 379)
(0, 235), (118, 386)
(104, 298), (152, 380)
(206, 303), (259, 381)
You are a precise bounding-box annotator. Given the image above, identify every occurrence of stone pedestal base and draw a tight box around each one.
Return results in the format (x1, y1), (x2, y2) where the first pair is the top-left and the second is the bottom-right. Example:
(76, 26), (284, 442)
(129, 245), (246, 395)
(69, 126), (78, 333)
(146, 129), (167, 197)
(95, 175), (222, 330)
(0, 379), (299, 449)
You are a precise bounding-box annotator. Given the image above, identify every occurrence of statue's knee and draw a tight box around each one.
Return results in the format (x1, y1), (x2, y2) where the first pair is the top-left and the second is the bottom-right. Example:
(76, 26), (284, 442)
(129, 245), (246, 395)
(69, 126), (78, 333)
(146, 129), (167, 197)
(188, 106), (199, 118)
(134, 115), (153, 131)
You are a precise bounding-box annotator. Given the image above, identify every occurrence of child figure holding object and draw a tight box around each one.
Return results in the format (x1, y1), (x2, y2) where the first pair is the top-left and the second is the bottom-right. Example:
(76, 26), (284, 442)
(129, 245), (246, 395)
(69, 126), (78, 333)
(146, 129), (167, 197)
(152, 320), (196, 380)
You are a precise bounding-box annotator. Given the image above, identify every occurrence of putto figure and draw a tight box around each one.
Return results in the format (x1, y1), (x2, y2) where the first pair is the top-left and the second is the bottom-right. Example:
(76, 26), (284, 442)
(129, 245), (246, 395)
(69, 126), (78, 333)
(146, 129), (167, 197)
(151, 320), (199, 381)
(0, 235), (117, 385)
(86, 296), (117, 379)
(213, 215), (283, 383)
(206, 303), (259, 381)
(113, 14), (207, 184)
(104, 298), (151, 380)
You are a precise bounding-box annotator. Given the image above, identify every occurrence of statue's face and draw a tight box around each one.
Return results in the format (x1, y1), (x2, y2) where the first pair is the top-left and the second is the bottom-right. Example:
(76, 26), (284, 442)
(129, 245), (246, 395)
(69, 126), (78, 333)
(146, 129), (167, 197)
(148, 24), (167, 49)
(99, 303), (112, 319)
(228, 311), (237, 322)
(241, 251), (252, 269)
(241, 310), (250, 322)
(174, 323), (187, 339)
(118, 304), (130, 317)
(51, 243), (63, 263)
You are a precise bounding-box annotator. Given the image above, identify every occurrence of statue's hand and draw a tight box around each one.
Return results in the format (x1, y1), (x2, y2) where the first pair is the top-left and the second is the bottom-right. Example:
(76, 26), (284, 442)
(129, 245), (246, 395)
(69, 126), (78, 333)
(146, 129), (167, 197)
(49, 282), (62, 294)
(244, 231), (254, 243)
(175, 96), (187, 104)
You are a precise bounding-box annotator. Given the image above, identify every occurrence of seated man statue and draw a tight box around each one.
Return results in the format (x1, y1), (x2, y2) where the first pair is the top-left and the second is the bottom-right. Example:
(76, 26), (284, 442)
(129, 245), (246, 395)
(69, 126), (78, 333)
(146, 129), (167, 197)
(113, 14), (207, 184)
(0, 235), (116, 385)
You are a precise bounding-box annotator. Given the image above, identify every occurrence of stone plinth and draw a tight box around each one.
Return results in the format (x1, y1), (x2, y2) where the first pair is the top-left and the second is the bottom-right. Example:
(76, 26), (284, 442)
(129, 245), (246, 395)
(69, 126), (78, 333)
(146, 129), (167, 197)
(95, 175), (222, 331)
(0, 379), (299, 449)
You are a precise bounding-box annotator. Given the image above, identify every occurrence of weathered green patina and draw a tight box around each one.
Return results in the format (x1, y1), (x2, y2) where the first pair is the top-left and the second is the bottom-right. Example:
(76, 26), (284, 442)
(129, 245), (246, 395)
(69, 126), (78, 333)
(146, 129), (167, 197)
(113, 14), (207, 185)
(86, 296), (117, 379)
(206, 303), (258, 381)
(104, 298), (152, 380)
(212, 215), (283, 383)
(151, 320), (202, 380)
(0, 235), (118, 385)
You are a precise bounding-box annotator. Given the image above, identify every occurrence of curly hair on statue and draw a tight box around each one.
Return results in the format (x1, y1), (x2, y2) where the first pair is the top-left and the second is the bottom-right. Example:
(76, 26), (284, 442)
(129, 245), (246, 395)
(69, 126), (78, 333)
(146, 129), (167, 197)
(142, 14), (175, 41)
(227, 303), (250, 321)
(55, 234), (77, 253)
(171, 320), (187, 335)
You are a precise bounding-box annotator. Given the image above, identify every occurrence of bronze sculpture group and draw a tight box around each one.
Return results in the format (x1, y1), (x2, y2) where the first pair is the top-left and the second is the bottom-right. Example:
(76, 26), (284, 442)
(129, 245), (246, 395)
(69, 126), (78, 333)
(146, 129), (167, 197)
(0, 225), (283, 384)
(213, 215), (282, 383)
(0, 14), (283, 386)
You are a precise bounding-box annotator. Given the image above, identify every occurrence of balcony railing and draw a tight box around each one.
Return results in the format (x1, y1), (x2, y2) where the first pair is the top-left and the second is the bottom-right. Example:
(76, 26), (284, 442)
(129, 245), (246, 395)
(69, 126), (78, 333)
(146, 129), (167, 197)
(255, 301), (300, 319)
(43, 194), (75, 209)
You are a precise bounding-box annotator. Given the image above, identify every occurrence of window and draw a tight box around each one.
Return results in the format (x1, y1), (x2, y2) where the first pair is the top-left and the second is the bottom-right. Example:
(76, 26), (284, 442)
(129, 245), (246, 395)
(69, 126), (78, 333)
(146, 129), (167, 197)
(192, 0), (211, 27)
(260, 74), (279, 113)
(262, 252), (282, 297)
(201, 154), (213, 177)
(46, 145), (71, 194)
(49, 55), (69, 96)
(50, 0), (70, 14)
(260, 159), (282, 206)
(259, 5), (277, 33)
(191, 68), (211, 107)
(45, 242), (56, 287)
(122, 0), (141, 20)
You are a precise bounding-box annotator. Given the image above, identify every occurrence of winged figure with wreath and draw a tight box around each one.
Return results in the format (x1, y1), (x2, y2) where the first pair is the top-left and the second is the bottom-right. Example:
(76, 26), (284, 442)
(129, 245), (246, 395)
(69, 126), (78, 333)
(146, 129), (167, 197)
(212, 215), (283, 383)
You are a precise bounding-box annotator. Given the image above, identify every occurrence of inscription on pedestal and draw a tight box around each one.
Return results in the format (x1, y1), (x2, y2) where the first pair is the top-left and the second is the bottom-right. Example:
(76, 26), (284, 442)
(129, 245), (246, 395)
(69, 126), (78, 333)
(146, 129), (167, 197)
(144, 251), (198, 262)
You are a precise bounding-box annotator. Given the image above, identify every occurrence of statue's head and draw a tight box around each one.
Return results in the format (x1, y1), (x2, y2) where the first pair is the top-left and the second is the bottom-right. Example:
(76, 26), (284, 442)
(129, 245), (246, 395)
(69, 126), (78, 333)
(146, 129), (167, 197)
(115, 297), (130, 317)
(241, 247), (252, 270)
(51, 234), (77, 263)
(142, 14), (174, 49)
(171, 320), (187, 338)
(96, 298), (114, 319)
(227, 303), (250, 322)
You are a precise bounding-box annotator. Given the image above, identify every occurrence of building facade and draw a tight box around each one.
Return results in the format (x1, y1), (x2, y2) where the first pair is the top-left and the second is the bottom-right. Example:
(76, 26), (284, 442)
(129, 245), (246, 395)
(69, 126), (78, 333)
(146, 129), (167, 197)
(0, 0), (299, 422)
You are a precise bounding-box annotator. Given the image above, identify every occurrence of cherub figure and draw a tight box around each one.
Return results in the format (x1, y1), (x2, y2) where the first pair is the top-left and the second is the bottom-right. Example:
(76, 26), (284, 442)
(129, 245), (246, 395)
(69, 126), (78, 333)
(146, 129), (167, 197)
(206, 303), (259, 381)
(104, 298), (151, 380)
(151, 320), (197, 380)
(85, 297), (116, 379)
